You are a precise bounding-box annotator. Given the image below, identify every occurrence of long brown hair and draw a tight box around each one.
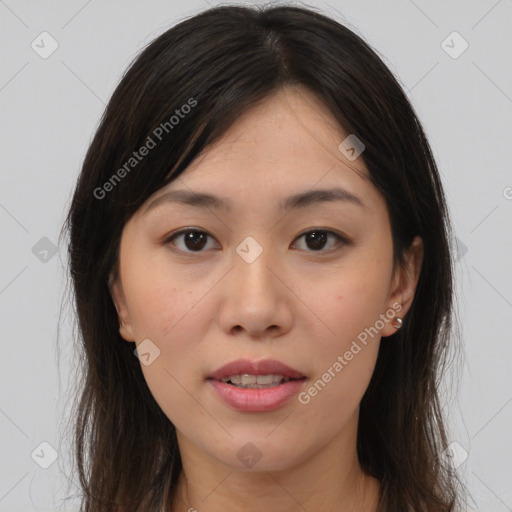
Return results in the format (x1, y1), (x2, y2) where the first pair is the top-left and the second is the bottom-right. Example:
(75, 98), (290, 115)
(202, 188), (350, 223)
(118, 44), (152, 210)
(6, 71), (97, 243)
(60, 4), (465, 511)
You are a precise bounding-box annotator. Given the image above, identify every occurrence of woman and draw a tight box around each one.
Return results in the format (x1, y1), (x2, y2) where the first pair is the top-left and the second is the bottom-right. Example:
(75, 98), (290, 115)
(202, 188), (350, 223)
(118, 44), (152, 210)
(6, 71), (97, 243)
(62, 4), (464, 511)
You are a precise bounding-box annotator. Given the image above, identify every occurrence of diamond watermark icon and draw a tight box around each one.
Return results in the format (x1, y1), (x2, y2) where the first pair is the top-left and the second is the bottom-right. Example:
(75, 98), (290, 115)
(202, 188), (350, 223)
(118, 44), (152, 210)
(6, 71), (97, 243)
(441, 31), (468, 59)
(31, 441), (58, 469)
(338, 134), (365, 161)
(236, 236), (263, 264)
(134, 338), (161, 366)
(31, 31), (59, 59)
(32, 237), (58, 263)
(441, 441), (468, 469)
(237, 442), (262, 468)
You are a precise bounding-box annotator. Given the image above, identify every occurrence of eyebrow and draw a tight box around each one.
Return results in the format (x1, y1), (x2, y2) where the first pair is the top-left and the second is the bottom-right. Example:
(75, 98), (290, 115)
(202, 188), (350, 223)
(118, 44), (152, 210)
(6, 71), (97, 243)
(143, 186), (365, 214)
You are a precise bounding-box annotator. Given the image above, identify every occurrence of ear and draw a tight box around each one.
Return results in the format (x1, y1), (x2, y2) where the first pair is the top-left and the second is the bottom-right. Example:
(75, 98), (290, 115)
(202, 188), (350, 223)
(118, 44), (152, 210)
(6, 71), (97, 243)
(108, 271), (136, 342)
(381, 236), (424, 337)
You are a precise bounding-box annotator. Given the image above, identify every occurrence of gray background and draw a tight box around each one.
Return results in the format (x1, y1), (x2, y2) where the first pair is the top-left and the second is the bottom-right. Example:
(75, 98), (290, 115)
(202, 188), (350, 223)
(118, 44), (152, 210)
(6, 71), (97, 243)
(0, 0), (511, 510)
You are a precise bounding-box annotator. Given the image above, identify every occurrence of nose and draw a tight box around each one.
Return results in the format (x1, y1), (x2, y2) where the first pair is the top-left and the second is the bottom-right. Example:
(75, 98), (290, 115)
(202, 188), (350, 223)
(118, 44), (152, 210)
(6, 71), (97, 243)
(218, 240), (293, 339)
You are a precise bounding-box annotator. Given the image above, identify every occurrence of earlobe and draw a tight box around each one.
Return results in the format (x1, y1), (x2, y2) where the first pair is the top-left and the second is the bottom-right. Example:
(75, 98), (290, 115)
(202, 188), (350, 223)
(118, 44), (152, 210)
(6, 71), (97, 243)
(381, 307), (404, 338)
(118, 320), (135, 342)
(108, 272), (135, 342)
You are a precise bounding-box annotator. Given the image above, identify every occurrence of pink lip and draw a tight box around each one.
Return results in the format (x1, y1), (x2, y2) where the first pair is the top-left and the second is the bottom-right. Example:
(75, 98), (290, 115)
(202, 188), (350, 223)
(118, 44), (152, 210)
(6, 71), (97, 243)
(207, 379), (306, 412)
(206, 358), (307, 412)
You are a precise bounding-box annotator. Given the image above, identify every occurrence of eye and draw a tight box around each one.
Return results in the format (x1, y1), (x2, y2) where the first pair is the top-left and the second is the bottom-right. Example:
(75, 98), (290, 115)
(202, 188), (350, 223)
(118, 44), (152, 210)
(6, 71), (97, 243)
(292, 229), (346, 252)
(163, 228), (347, 254)
(164, 228), (220, 253)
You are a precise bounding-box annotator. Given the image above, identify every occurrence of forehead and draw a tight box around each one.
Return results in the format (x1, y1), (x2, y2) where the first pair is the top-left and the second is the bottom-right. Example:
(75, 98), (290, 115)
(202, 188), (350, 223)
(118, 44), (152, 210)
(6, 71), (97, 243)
(168, 87), (368, 190)
(189, 86), (363, 170)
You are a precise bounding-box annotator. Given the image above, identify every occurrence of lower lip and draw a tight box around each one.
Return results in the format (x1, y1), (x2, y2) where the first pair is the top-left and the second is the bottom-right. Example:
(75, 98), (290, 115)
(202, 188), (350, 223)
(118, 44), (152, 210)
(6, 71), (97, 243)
(207, 378), (306, 412)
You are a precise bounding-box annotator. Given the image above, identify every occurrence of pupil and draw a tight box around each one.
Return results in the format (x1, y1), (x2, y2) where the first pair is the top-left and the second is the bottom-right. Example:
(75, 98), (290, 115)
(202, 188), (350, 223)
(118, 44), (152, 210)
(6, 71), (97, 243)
(185, 231), (207, 251)
(306, 231), (327, 250)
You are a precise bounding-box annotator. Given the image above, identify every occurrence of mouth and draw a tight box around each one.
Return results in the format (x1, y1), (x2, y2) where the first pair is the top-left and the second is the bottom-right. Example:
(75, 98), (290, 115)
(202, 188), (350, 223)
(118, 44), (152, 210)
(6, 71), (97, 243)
(205, 358), (307, 411)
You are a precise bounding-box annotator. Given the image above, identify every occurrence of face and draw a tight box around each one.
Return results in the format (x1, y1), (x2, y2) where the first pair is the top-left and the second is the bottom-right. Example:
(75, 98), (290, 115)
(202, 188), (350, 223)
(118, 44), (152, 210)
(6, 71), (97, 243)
(110, 86), (423, 473)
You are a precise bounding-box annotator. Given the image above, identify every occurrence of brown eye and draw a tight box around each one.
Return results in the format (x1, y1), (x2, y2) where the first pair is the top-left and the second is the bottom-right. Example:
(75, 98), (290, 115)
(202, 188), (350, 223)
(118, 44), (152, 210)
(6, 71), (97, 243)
(165, 229), (220, 253)
(293, 230), (346, 252)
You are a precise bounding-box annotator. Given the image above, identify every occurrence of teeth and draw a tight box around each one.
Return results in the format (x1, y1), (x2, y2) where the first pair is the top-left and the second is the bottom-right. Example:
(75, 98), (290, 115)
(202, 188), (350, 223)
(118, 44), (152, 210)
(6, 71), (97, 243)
(220, 374), (292, 388)
(241, 375), (257, 385)
(251, 374), (274, 385)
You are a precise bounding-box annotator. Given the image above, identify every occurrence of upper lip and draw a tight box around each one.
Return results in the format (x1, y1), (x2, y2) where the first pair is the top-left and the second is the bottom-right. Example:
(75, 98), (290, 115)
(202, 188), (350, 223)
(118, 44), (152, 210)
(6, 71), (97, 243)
(207, 358), (306, 380)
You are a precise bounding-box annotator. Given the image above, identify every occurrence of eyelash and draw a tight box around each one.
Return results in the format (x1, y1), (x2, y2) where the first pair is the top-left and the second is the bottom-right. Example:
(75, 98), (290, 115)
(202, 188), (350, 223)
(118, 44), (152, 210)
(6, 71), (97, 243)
(162, 228), (348, 255)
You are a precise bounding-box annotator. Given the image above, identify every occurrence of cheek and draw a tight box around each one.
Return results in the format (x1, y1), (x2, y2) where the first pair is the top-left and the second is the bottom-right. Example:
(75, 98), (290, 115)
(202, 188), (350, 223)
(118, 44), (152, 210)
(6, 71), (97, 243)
(121, 246), (207, 339)
(295, 275), (385, 434)
(139, 356), (212, 440)
(311, 284), (383, 398)
(304, 256), (392, 347)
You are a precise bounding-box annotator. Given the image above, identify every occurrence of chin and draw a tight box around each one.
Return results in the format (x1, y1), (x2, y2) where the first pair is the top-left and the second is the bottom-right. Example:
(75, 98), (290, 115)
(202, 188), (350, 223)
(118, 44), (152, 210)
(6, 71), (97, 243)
(209, 434), (309, 472)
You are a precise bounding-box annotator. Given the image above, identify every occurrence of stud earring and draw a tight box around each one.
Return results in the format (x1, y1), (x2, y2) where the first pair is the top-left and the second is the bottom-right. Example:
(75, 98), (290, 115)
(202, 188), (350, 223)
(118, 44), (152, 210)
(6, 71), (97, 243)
(392, 317), (403, 330)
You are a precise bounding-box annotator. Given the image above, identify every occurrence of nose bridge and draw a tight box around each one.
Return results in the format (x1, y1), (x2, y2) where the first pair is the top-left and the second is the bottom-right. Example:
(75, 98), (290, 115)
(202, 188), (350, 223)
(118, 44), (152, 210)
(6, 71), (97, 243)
(233, 234), (277, 295)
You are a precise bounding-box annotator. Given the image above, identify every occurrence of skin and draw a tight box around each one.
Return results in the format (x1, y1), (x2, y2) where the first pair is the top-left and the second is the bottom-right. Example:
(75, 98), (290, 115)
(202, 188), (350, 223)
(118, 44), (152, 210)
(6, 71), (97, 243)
(109, 85), (423, 512)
